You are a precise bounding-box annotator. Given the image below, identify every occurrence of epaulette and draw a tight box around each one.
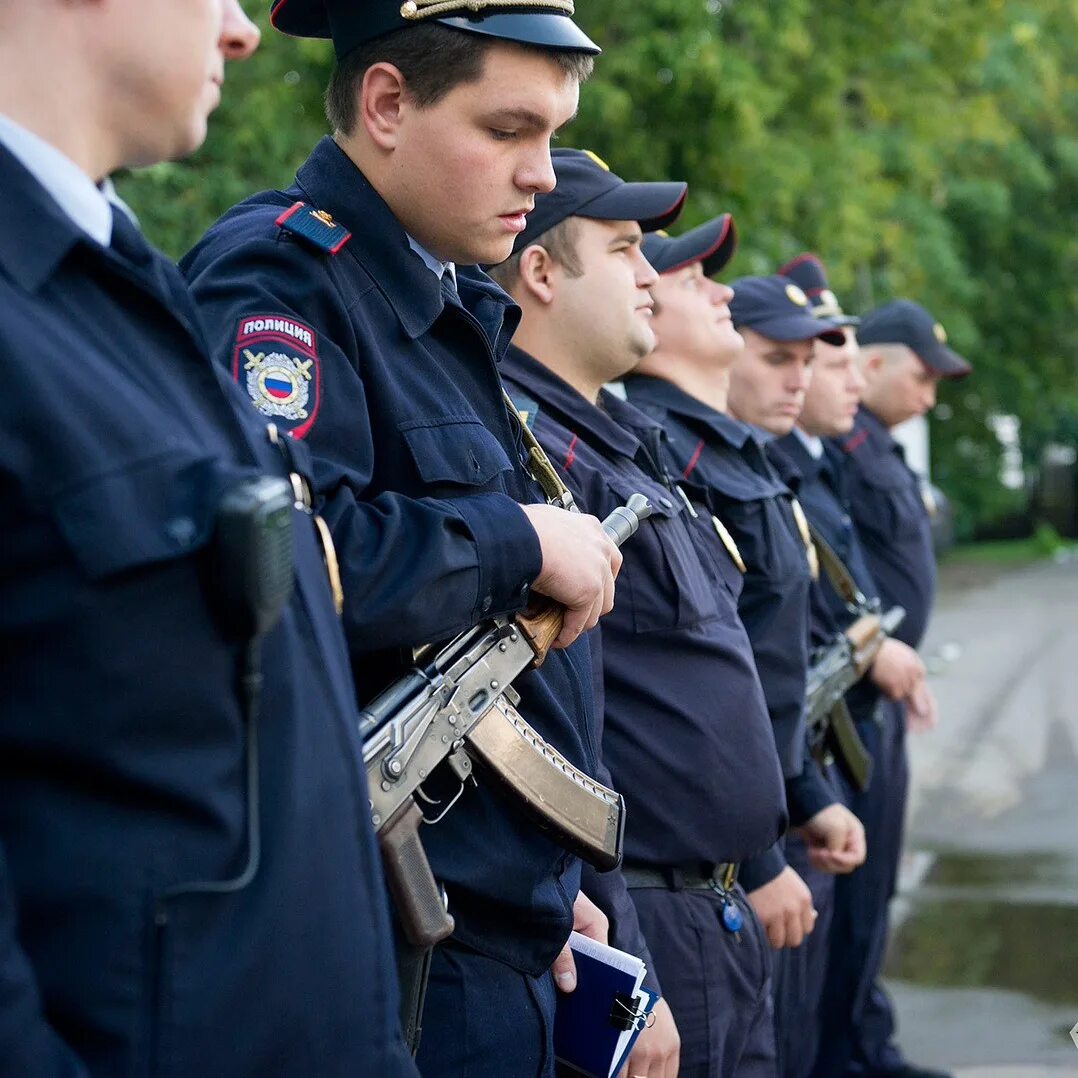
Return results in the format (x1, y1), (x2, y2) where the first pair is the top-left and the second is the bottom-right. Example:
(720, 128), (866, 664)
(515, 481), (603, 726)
(506, 388), (539, 432)
(275, 201), (351, 255)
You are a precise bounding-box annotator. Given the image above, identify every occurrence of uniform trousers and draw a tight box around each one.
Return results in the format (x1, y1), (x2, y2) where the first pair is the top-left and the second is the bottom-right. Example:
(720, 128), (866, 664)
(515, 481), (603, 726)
(811, 701), (909, 1078)
(417, 940), (558, 1078)
(630, 883), (777, 1077)
(773, 776), (842, 1078)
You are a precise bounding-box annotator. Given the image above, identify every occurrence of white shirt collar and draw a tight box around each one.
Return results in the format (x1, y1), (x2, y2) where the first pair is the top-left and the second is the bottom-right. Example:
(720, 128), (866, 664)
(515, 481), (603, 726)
(406, 233), (456, 285)
(0, 113), (120, 246)
(792, 425), (825, 458)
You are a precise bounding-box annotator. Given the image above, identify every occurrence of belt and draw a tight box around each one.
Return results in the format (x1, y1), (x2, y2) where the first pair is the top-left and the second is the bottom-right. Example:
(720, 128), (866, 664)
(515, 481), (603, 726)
(621, 862), (738, 893)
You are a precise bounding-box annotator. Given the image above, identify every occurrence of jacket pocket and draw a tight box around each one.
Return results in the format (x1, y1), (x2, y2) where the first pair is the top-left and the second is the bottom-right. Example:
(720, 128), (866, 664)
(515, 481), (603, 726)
(49, 450), (233, 579)
(605, 474), (719, 633)
(399, 415), (514, 489)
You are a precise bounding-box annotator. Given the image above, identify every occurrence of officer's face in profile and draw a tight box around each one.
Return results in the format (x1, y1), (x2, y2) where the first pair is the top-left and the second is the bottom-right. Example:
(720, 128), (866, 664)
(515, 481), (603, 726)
(797, 327), (864, 437)
(861, 346), (939, 427)
(103, 0), (259, 168)
(728, 328), (815, 435)
(550, 217), (659, 382)
(373, 43), (580, 265)
(649, 264), (742, 366)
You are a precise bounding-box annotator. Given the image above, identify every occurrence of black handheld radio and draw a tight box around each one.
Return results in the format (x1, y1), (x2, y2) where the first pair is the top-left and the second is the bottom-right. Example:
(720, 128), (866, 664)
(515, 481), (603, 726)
(213, 475), (295, 640)
(162, 475), (295, 906)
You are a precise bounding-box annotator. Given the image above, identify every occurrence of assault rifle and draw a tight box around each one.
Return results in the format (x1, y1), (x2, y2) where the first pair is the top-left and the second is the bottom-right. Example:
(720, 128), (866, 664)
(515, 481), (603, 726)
(805, 605), (905, 792)
(360, 495), (652, 947)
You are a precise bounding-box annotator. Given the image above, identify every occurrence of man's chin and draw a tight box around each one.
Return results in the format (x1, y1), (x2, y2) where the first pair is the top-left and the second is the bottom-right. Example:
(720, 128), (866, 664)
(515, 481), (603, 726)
(475, 235), (517, 270)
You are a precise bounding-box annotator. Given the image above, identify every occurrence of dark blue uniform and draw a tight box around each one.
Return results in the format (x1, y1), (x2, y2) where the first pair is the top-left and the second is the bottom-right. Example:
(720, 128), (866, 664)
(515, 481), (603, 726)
(183, 137), (601, 1076)
(626, 376), (844, 1077)
(840, 407), (935, 650)
(503, 348), (786, 1078)
(0, 145), (415, 1076)
(774, 429), (912, 1078)
(624, 377), (835, 853)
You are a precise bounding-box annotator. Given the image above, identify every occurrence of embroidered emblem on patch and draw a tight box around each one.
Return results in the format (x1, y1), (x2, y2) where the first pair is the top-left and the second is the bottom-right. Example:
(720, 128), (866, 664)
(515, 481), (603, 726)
(233, 315), (321, 438)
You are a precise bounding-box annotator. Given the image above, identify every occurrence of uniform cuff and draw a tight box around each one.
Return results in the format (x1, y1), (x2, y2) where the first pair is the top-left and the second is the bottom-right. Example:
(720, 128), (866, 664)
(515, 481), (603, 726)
(738, 842), (787, 892)
(785, 765), (839, 827)
(452, 494), (543, 620)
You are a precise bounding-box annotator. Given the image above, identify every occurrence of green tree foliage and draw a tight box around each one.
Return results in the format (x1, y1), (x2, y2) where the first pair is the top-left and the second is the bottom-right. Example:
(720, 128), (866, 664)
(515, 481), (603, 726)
(118, 0), (1077, 537)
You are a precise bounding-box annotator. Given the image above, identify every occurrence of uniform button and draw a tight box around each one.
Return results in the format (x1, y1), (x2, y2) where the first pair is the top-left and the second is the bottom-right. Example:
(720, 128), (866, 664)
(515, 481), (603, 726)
(165, 517), (197, 547)
(659, 496), (674, 510)
(480, 594), (493, 613)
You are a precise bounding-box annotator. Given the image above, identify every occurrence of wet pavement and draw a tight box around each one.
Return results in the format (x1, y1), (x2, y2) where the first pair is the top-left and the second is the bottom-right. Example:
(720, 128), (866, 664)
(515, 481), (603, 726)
(882, 553), (1078, 1075)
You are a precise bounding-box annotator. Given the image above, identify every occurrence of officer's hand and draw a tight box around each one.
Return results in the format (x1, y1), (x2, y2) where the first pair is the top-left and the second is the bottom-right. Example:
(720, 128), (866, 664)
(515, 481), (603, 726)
(746, 866), (816, 950)
(870, 638), (924, 700)
(618, 998), (680, 1078)
(521, 504), (621, 648)
(906, 679), (939, 733)
(552, 891), (609, 993)
(795, 802), (867, 875)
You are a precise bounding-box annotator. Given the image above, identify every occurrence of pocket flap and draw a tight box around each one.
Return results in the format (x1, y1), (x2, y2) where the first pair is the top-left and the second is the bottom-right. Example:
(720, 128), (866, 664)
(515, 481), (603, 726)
(52, 451), (230, 579)
(400, 417), (513, 487)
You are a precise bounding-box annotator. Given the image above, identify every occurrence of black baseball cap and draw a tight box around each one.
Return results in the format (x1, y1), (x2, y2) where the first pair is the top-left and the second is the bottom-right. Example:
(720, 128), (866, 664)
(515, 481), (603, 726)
(642, 214), (737, 277)
(512, 149), (687, 253)
(270, 0), (600, 60)
(856, 300), (971, 379)
(776, 252), (859, 327)
(728, 275), (844, 345)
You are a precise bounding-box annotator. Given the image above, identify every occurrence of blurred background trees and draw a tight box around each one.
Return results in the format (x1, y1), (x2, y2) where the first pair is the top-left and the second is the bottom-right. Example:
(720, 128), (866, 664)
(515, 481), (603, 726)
(118, 0), (1078, 539)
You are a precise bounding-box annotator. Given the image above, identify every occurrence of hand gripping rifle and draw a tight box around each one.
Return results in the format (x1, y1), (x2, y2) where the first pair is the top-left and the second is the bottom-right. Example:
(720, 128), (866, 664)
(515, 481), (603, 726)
(805, 523), (906, 792)
(359, 494), (653, 948)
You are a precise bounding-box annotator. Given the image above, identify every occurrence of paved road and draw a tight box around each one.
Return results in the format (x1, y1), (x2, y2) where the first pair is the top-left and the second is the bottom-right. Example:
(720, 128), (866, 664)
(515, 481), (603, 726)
(883, 553), (1078, 1076)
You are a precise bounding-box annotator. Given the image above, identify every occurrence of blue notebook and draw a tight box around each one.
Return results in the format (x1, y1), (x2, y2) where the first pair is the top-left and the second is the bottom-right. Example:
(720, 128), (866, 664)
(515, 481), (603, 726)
(553, 932), (659, 1078)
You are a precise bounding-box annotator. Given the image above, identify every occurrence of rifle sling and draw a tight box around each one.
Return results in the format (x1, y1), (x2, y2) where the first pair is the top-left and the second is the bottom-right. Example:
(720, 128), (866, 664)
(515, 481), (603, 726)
(808, 522), (869, 613)
(502, 389), (577, 510)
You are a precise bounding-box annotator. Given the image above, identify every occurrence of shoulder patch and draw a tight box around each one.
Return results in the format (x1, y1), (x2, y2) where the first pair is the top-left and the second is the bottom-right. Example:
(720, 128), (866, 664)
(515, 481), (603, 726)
(506, 388), (539, 432)
(275, 201), (351, 255)
(233, 315), (321, 439)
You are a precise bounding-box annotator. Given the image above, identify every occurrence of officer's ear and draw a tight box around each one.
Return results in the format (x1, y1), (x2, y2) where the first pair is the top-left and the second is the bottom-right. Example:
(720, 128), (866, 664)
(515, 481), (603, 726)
(518, 244), (558, 306)
(860, 348), (887, 380)
(359, 62), (408, 150)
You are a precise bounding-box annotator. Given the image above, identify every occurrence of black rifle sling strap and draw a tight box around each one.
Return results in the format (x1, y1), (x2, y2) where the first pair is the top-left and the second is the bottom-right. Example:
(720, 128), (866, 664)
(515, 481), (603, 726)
(502, 389), (578, 511)
(807, 522), (870, 614)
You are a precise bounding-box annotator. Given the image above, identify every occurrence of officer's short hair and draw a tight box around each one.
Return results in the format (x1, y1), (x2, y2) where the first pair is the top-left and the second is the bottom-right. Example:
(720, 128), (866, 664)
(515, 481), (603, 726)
(326, 25), (595, 135)
(487, 218), (584, 292)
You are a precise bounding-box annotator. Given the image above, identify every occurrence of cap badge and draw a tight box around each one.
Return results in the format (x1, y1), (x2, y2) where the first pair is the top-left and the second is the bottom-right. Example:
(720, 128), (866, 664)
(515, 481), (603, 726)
(785, 283), (809, 307)
(933, 322), (948, 343)
(581, 149), (611, 172)
(401, 0), (574, 19)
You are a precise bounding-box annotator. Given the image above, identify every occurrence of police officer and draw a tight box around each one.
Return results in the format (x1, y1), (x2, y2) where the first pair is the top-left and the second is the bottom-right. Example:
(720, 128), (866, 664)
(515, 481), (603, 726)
(489, 150), (787, 1077)
(183, 5), (627, 1074)
(0, 1), (418, 1074)
(770, 255), (931, 1078)
(802, 292), (969, 1078)
(625, 265), (867, 1073)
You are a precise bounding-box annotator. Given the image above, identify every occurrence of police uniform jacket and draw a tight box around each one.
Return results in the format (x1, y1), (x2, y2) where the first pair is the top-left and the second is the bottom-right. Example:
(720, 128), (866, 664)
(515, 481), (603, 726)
(772, 431), (883, 722)
(0, 145), (414, 1076)
(502, 349), (786, 875)
(182, 136), (598, 975)
(624, 377), (833, 886)
(837, 406), (936, 649)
